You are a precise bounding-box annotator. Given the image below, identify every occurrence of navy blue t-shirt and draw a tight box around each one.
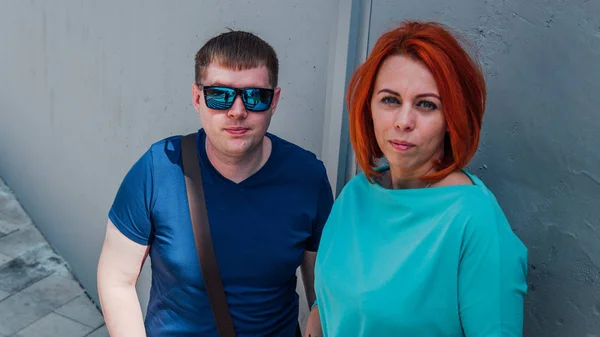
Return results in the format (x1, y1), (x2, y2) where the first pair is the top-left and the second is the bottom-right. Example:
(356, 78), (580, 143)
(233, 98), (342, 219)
(109, 129), (333, 336)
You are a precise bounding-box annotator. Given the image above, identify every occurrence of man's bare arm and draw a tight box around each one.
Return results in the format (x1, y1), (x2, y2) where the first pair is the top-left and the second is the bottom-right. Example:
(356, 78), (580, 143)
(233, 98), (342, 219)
(97, 220), (149, 337)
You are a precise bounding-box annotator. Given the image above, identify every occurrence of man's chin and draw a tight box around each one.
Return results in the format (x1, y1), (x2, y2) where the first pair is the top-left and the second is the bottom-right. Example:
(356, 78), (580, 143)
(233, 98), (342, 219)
(223, 142), (256, 157)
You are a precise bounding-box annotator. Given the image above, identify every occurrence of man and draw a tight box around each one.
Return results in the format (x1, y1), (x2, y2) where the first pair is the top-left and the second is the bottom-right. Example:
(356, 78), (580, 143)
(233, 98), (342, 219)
(97, 30), (333, 336)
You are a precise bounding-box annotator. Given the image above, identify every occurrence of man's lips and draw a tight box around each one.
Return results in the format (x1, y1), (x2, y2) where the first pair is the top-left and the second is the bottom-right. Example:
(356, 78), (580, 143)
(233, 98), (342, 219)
(224, 127), (249, 135)
(390, 140), (415, 151)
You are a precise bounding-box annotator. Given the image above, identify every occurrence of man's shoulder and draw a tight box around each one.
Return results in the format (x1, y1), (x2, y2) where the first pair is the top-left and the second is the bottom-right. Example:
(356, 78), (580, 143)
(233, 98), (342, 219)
(269, 133), (314, 155)
(143, 134), (186, 166)
(148, 133), (184, 149)
(269, 133), (326, 175)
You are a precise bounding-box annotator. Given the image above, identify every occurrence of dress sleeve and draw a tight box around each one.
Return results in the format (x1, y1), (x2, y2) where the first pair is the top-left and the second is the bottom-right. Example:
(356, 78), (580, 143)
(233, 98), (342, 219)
(306, 168), (334, 252)
(108, 148), (155, 245)
(458, 200), (528, 336)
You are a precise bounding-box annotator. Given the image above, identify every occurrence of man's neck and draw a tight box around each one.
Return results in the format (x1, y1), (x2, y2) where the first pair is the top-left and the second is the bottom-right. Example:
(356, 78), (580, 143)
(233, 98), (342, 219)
(205, 137), (272, 184)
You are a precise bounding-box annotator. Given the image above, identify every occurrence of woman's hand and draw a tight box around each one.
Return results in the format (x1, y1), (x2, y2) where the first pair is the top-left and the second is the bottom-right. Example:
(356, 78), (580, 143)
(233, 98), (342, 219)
(304, 304), (323, 337)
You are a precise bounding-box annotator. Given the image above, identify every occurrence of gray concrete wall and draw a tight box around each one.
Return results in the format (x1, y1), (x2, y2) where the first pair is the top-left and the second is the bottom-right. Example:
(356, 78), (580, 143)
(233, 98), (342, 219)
(4, 0), (600, 334)
(0, 0), (340, 319)
(369, 0), (600, 335)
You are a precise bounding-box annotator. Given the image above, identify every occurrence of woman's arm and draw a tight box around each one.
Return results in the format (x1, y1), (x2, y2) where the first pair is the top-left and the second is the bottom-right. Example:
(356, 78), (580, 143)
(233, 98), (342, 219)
(458, 204), (528, 336)
(305, 304), (323, 337)
(97, 221), (149, 337)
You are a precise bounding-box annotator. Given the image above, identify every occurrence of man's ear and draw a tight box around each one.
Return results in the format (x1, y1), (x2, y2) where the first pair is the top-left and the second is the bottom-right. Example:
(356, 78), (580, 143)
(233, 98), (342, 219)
(270, 87), (281, 115)
(192, 83), (202, 112)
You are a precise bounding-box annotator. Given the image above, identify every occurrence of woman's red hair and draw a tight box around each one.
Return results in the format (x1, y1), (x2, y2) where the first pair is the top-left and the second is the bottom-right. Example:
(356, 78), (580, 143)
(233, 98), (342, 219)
(347, 21), (486, 182)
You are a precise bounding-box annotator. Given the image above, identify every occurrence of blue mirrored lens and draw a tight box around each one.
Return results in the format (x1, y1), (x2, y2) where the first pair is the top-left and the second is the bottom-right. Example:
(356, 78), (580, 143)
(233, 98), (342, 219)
(242, 88), (273, 112)
(205, 87), (235, 110)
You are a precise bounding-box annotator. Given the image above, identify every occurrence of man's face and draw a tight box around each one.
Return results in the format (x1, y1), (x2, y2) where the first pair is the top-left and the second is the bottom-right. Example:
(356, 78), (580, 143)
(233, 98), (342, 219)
(192, 63), (280, 158)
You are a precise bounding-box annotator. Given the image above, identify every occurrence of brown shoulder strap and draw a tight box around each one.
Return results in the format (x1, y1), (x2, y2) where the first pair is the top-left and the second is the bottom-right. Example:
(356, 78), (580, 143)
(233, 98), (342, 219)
(181, 133), (237, 337)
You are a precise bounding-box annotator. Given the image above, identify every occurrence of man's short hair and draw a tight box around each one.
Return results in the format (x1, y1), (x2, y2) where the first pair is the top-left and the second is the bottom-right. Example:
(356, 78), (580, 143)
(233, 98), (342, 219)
(195, 30), (279, 88)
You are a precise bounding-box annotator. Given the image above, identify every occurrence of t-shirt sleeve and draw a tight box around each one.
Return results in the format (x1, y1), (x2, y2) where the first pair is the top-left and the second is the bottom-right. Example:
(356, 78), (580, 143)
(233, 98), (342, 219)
(458, 200), (528, 336)
(306, 169), (334, 252)
(108, 148), (155, 246)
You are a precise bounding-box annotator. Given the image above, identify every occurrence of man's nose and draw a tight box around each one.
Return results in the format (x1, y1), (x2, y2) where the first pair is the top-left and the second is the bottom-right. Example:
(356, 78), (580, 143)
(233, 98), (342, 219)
(227, 95), (248, 119)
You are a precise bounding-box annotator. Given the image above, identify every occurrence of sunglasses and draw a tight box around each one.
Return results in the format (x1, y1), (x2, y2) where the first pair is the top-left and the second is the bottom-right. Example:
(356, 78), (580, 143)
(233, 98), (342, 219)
(199, 85), (275, 112)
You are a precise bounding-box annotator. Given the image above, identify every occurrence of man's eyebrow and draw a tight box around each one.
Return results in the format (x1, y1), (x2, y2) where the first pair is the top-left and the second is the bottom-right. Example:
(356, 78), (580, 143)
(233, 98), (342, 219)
(206, 82), (230, 87)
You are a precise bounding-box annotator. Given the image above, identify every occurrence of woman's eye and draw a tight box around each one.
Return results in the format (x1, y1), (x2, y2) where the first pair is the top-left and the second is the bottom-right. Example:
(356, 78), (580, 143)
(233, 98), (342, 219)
(417, 100), (438, 110)
(381, 96), (400, 105)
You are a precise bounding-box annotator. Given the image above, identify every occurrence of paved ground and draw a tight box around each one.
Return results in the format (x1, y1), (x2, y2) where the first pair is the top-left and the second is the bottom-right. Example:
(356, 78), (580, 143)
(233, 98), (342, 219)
(0, 177), (108, 337)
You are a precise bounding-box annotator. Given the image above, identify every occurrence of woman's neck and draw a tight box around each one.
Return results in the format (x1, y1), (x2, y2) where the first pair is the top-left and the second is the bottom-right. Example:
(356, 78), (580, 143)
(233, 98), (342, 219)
(386, 164), (435, 190)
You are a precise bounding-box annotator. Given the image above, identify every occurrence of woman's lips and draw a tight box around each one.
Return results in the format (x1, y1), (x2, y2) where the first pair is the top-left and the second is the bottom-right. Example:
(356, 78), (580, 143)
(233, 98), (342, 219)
(390, 140), (415, 151)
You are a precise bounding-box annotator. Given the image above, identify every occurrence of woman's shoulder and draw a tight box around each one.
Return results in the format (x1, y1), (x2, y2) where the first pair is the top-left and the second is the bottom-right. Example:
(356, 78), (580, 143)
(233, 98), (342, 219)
(429, 171), (502, 220)
(329, 173), (363, 208)
(434, 170), (474, 187)
(447, 174), (515, 236)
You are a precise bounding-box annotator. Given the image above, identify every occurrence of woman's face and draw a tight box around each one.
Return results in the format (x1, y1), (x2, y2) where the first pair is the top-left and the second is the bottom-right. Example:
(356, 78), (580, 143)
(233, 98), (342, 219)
(370, 55), (447, 176)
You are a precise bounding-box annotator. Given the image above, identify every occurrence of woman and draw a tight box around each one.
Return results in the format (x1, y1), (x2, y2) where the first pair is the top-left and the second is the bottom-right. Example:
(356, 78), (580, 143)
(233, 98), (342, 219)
(305, 21), (528, 337)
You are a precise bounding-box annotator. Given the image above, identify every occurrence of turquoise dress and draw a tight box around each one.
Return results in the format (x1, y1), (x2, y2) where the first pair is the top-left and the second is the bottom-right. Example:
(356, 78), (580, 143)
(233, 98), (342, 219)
(314, 169), (528, 336)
